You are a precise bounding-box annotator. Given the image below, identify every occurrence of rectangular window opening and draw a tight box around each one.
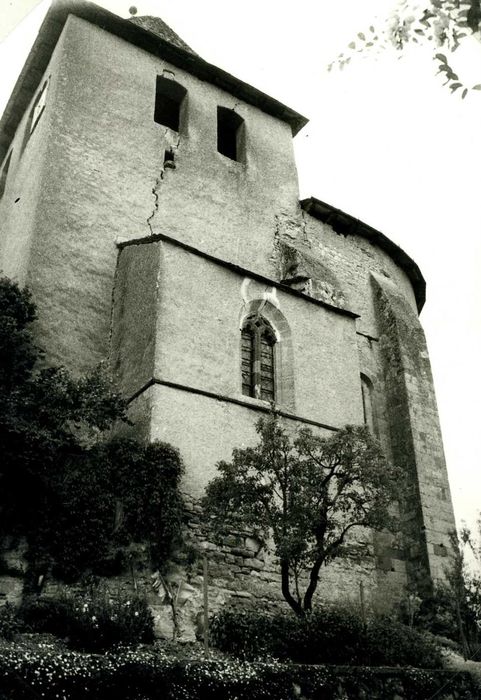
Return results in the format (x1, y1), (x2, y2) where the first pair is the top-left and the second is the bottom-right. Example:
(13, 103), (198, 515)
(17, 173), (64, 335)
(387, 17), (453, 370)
(154, 76), (187, 132)
(217, 106), (244, 162)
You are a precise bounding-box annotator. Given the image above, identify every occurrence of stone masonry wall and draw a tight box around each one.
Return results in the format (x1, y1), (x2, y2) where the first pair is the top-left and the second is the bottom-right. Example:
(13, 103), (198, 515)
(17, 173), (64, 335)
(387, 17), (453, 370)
(372, 274), (457, 587)
(269, 211), (456, 592)
(29, 491), (376, 643)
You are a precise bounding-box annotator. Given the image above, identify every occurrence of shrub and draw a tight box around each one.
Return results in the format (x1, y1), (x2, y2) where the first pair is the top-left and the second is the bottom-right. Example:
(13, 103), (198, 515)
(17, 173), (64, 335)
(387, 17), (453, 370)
(67, 591), (155, 652)
(31, 438), (185, 583)
(210, 607), (443, 668)
(399, 587), (459, 641)
(20, 597), (73, 638)
(283, 607), (365, 665)
(20, 591), (154, 652)
(211, 607), (365, 663)
(0, 603), (24, 640)
(364, 615), (443, 668)
(210, 608), (272, 659)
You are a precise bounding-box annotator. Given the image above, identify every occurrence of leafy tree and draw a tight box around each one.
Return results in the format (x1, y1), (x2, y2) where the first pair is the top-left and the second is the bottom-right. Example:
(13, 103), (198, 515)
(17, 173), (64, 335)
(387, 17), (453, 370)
(405, 523), (481, 658)
(203, 416), (401, 616)
(28, 438), (184, 582)
(0, 279), (37, 388)
(0, 277), (184, 584)
(445, 523), (481, 657)
(330, 0), (481, 97)
(0, 278), (126, 539)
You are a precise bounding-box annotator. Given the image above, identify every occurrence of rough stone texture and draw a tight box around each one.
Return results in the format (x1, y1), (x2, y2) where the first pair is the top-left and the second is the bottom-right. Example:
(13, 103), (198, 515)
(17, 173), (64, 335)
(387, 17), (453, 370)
(371, 273), (457, 587)
(110, 240), (161, 397)
(0, 577), (23, 606)
(0, 542), (27, 606)
(36, 492), (377, 643)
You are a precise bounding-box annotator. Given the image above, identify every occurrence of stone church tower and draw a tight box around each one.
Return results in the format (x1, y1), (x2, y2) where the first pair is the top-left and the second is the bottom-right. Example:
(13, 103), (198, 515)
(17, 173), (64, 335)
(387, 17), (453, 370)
(0, 0), (456, 613)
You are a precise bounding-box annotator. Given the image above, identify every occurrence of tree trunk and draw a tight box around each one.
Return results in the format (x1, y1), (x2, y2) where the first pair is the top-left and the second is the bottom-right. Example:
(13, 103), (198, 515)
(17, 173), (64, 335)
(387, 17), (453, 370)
(303, 558), (323, 612)
(281, 559), (304, 616)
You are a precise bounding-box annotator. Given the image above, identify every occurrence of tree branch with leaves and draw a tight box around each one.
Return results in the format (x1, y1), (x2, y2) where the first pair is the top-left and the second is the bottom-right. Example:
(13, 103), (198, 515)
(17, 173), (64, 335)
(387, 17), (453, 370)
(330, 0), (481, 98)
(0, 277), (184, 587)
(203, 416), (402, 616)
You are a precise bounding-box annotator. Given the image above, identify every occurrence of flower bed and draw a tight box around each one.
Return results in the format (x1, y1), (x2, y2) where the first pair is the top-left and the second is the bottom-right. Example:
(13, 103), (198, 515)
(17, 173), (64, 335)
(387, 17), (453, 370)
(0, 638), (479, 700)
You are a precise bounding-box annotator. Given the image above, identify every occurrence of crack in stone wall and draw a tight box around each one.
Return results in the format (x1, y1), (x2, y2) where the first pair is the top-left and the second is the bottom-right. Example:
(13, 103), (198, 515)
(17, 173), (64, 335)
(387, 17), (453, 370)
(147, 130), (181, 236)
(147, 174), (164, 236)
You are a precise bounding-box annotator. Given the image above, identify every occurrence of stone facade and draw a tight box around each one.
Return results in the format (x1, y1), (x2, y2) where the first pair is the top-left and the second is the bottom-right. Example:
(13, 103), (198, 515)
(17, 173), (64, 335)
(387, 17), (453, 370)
(0, 1), (456, 631)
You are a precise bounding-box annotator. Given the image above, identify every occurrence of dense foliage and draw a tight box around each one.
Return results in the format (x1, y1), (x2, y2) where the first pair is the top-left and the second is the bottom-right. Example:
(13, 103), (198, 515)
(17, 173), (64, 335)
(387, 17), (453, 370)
(0, 277), (184, 582)
(411, 525), (481, 659)
(19, 591), (154, 652)
(30, 437), (185, 581)
(452, 523), (481, 657)
(0, 638), (477, 700)
(0, 603), (23, 641)
(204, 416), (401, 614)
(210, 608), (443, 669)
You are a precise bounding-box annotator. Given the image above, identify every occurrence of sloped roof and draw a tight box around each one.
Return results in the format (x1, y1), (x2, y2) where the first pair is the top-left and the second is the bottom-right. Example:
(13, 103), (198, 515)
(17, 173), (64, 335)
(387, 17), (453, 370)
(0, 0), (307, 163)
(300, 197), (426, 312)
(128, 15), (198, 55)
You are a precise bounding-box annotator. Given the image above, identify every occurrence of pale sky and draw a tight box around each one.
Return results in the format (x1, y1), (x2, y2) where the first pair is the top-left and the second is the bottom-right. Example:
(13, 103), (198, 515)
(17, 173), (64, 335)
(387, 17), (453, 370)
(1, 0), (480, 533)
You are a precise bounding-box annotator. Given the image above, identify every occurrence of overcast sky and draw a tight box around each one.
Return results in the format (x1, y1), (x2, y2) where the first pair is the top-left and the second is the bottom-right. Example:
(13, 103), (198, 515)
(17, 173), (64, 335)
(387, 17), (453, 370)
(1, 0), (480, 533)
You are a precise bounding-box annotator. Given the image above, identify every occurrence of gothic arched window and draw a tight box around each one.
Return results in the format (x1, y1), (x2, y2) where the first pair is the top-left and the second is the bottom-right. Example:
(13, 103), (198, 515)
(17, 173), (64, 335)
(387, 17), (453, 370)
(241, 315), (276, 401)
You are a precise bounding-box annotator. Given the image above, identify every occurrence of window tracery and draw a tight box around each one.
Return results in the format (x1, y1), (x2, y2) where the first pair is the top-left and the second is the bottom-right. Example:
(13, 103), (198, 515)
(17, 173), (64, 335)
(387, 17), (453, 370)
(241, 315), (276, 401)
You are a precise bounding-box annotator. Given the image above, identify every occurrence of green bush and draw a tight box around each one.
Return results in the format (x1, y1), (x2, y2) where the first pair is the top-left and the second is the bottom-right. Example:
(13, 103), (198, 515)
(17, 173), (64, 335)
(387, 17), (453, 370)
(363, 615), (443, 668)
(210, 607), (443, 668)
(20, 597), (72, 638)
(211, 607), (365, 664)
(284, 607), (365, 665)
(399, 588), (459, 641)
(0, 603), (24, 640)
(210, 607), (271, 659)
(20, 591), (154, 652)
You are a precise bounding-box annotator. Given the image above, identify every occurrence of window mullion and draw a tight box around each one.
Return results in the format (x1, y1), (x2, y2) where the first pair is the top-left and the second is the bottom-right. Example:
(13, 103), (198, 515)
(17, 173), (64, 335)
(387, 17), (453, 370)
(253, 327), (262, 399)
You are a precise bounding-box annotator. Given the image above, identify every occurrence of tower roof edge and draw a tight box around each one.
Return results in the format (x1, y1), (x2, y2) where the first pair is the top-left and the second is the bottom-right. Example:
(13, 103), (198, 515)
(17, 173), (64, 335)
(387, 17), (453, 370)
(300, 197), (426, 313)
(127, 15), (198, 56)
(0, 0), (308, 162)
